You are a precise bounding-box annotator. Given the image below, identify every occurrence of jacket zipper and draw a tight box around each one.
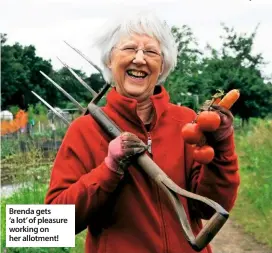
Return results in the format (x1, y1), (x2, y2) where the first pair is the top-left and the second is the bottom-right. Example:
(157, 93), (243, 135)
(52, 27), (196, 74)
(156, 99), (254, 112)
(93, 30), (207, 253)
(137, 112), (168, 250)
(147, 132), (152, 154)
(146, 131), (168, 252)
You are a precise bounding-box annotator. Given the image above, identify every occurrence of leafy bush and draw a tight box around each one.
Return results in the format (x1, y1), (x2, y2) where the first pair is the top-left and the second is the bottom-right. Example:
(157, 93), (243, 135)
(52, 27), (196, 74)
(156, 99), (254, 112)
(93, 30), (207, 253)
(1, 137), (21, 159)
(8, 105), (20, 116)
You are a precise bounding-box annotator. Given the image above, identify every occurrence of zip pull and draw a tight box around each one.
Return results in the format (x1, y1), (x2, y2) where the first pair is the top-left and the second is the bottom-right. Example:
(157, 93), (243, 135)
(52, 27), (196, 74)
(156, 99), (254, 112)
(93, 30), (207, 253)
(147, 132), (152, 154)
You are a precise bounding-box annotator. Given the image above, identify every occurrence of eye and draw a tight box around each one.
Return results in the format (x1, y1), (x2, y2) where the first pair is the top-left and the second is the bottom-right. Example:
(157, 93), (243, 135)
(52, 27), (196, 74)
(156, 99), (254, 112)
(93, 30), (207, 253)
(146, 50), (159, 55)
(145, 50), (161, 56)
(122, 47), (136, 52)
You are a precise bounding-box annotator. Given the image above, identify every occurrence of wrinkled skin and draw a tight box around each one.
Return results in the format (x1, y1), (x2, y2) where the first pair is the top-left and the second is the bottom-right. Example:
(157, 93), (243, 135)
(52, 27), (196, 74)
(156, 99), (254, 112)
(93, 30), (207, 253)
(205, 105), (234, 143)
(105, 132), (148, 174)
(108, 33), (163, 102)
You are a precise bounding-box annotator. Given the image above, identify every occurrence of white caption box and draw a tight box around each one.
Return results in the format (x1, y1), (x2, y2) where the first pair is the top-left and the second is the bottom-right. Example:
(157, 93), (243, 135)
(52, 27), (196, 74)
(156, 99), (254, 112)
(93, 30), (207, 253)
(6, 204), (75, 247)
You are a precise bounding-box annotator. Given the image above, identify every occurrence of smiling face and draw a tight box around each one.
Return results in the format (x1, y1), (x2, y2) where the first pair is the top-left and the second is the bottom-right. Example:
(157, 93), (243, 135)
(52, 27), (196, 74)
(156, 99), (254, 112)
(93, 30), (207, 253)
(108, 33), (163, 101)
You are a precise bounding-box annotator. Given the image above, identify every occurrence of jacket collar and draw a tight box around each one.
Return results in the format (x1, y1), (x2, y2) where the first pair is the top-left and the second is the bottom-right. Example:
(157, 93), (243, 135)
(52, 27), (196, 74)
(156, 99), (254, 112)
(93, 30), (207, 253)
(105, 85), (170, 128)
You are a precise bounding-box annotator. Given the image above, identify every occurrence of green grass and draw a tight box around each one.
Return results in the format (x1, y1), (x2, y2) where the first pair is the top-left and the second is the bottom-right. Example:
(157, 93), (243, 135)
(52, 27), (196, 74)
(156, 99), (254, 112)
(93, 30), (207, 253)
(232, 119), (272, 248)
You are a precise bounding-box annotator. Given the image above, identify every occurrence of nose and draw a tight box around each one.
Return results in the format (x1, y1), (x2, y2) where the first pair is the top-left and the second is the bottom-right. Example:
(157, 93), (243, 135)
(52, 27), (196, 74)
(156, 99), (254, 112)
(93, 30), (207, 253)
(133, 49), (146, 65)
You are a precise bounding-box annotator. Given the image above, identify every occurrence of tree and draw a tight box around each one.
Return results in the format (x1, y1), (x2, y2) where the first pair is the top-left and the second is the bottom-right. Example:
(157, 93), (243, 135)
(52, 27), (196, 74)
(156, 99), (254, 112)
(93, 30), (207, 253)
(1, 42), (53, 109)
(51, 67), (93, 108)
(86, 73), (105, 93)
(1, 39), (98, 111)
(165, 25), (204, 110)
(199, 24), (272, 124)
(1, 33), (7, 44)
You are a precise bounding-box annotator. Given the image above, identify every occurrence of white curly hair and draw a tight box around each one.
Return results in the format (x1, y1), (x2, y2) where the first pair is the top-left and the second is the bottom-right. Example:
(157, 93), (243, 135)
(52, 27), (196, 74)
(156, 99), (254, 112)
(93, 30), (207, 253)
(93, 11), (178, 85)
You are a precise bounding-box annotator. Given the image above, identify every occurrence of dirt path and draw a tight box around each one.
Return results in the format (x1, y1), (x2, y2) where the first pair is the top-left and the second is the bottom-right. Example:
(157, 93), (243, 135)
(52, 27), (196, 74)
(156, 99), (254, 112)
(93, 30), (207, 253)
(208, 219), (272, 253)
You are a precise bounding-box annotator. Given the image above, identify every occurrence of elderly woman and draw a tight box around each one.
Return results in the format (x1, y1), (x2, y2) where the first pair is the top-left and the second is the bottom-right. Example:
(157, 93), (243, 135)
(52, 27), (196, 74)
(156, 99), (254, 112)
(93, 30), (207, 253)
(45, 12), (240, 253)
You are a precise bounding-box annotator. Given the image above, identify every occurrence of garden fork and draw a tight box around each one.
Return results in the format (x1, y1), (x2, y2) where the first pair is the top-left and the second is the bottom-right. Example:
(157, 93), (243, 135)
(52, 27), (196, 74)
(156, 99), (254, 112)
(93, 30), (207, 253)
(33, 42), (229, 252)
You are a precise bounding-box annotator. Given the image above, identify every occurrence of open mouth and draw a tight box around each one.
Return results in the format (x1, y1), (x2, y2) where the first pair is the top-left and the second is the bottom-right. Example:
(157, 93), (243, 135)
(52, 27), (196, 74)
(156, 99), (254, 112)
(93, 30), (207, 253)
(126, 70), (148, 79)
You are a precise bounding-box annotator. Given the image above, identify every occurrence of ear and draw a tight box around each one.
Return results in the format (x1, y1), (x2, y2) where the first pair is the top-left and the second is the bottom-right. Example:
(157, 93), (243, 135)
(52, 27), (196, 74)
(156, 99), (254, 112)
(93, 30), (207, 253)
(107, 49), (115, 69)
(160, 61), (164, 75)
(107, 59), (112, 69)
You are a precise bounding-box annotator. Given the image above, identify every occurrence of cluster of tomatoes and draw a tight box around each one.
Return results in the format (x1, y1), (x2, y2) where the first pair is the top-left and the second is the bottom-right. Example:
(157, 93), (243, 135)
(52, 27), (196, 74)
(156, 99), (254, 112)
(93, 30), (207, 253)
(181, 89), (240, 164)
(181, 110), (221, 164)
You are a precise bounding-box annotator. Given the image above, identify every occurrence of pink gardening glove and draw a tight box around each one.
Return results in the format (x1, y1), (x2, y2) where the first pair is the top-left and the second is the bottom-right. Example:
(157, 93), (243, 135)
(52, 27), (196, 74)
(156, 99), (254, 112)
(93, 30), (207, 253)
(204, 104), (234, 144)
(105, 132), (147, 175)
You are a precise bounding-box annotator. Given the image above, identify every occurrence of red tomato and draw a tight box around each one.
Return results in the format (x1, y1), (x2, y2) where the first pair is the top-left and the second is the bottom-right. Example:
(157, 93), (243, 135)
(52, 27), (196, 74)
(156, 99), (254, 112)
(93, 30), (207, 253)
(197, 111), (221, 132)
(181, 123), (205, 144)
(193, 145), (215, 164)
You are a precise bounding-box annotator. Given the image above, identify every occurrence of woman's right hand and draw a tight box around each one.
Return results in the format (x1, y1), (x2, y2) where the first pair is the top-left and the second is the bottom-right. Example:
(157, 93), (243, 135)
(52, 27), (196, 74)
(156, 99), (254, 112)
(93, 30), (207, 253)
(105, 132), (147, 175)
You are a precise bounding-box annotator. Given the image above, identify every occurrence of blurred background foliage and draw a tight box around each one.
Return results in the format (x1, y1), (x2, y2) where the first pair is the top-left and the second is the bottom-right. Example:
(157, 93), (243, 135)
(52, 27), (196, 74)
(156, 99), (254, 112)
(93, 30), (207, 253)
(1, 24), (272, 125)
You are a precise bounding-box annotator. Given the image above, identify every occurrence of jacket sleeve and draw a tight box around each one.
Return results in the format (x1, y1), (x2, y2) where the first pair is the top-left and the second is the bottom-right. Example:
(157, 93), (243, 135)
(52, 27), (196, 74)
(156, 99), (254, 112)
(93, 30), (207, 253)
(186, 132), (240, 219)
(44, 118), (123, 234)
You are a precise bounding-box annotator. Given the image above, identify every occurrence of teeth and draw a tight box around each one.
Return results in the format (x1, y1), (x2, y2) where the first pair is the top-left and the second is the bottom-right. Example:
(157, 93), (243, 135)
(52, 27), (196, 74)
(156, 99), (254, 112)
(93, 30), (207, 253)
(128, 70), (147, 77)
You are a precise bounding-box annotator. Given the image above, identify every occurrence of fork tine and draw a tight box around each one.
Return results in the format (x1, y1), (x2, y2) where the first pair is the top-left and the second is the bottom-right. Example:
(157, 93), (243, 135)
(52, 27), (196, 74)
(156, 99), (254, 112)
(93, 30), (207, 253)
(31, 91), (70, 125)
(63, 40), (102, 74)
(40, 71), (85, 113)
(57, 57), (97, 97)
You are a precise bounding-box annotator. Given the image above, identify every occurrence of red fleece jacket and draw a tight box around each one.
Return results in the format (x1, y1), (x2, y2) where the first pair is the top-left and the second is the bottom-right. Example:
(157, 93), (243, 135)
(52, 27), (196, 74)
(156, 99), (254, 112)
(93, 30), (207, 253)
(45, 86), (240, 253)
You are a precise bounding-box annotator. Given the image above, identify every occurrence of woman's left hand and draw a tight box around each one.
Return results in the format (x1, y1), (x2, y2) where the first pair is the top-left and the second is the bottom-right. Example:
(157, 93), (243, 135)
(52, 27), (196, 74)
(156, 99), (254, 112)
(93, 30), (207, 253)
(204, 105), (234, 144)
